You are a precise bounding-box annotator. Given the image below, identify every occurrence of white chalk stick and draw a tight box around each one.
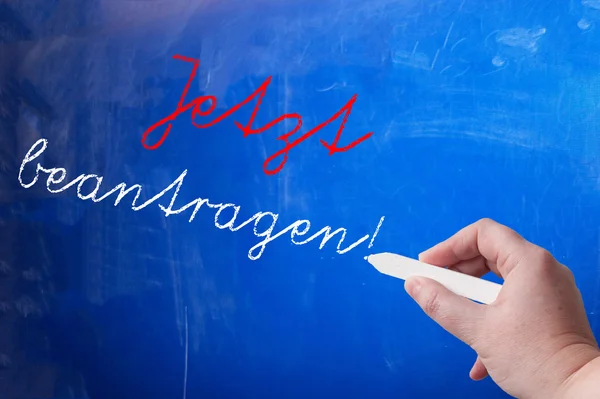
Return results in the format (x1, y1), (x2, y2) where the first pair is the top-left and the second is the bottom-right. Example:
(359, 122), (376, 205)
(366, 252), (502, 304)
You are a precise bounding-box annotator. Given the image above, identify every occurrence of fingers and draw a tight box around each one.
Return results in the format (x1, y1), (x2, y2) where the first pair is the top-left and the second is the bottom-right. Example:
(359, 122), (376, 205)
(405, 276), (485, 346)
(422, 255), (489, 279)
(419, 218), (535, 279)
(449, 257), (488, 278)
(469, 357), (489, 381)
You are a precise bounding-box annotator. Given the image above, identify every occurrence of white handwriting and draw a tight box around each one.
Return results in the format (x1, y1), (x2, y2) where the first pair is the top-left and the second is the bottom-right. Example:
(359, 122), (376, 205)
(19, 138), (385, 261)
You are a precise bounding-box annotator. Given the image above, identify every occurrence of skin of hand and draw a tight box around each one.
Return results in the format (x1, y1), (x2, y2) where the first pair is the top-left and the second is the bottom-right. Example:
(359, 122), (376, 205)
(404, 218), (600, 399)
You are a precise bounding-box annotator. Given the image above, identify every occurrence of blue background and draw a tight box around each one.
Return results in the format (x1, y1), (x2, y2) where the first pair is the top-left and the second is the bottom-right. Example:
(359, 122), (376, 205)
(1, 0), (600, 398)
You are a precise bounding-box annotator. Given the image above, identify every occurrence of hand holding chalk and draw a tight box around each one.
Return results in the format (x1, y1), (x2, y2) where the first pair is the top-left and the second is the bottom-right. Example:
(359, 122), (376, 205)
(391, 219), (600, 399)
(367, 252), (502, 304)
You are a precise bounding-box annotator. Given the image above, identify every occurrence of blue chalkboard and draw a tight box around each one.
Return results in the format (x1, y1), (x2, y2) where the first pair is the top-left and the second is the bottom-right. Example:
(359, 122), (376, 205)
(2, 1), (600, 398)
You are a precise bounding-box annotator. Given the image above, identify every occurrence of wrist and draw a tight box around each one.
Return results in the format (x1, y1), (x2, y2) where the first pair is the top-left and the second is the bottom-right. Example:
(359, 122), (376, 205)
(556, 347), (600, 399)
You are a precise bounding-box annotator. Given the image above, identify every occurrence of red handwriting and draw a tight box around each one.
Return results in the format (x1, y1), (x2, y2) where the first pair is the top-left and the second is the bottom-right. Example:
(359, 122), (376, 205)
(141, 54), (374, 175)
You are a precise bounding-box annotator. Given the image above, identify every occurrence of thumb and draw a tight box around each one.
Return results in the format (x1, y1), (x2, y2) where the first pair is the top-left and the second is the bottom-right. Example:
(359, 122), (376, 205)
(470, 356), (489, 381)
(405, 276), (485, 346)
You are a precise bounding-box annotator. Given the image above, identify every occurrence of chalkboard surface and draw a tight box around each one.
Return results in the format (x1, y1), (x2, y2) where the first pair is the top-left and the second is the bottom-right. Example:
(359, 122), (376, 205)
(2, 1), (600, 398)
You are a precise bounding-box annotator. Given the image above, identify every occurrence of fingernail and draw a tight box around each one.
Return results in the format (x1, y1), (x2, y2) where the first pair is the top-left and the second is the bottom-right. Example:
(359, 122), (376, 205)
(405, 277), (422, 297)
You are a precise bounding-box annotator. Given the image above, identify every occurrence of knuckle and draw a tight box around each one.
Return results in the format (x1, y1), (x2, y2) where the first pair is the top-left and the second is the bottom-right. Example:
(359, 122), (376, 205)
(533, 246), (554, 263)
(422, 289), (442, 318)
(478, 218), (521, 244)
(558, 263), (576, 281)
(529, 247), (557, 274)
(476, 218), (495, 229)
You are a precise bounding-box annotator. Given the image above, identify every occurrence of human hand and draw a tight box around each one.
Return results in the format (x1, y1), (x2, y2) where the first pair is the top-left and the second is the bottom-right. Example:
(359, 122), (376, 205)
(405, 218), (600, 398)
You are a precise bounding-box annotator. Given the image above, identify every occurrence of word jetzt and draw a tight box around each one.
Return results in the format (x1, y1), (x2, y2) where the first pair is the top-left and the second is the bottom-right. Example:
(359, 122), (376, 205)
(141, 55), (374, 176)
(19, 139), (385, 260)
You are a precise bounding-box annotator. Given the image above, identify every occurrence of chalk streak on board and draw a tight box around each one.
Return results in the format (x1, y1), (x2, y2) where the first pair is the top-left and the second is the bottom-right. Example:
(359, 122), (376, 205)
(577, 18), (592, 31)
(583, 0), (600, 10)
(443, 21), (454, 49)
(495, 27), (546, 52)
(183, 306), (189, 399)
